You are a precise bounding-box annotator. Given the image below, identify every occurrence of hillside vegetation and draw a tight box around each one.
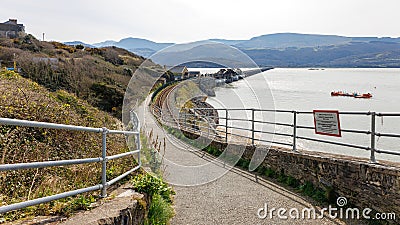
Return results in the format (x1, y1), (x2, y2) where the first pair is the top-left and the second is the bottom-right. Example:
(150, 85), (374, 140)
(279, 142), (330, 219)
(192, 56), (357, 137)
(0, 35), (158, 118)
(0, 70), (137, 221)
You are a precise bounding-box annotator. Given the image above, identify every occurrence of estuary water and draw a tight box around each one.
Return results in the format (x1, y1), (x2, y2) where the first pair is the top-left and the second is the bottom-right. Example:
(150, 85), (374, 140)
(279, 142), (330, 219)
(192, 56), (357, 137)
(194, 68), (400, 162)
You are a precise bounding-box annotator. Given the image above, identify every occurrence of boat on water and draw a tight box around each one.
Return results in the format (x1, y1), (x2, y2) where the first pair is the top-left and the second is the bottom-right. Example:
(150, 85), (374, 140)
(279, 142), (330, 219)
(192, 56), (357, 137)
(354, 93), (373, 99)
(331, 91), (372, 99)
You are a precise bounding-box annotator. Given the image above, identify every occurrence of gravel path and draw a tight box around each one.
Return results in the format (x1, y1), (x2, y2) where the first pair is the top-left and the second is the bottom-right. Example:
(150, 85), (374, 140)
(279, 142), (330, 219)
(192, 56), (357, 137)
(138, 97), (344, 225)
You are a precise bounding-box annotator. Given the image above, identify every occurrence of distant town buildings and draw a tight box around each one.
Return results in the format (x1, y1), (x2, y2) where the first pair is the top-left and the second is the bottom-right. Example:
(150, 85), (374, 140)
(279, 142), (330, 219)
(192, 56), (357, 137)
(0, 19), (25, 38)
(164, 66), (202, 80)
(165, 65), (189, 80)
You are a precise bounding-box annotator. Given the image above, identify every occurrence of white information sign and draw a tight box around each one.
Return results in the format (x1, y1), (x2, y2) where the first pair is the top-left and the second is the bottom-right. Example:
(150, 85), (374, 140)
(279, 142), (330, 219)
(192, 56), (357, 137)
(313, 110), (341, 137)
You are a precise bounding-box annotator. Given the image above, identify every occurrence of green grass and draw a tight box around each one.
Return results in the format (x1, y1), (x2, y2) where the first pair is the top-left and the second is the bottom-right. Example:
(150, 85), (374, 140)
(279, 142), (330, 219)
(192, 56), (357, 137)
(0, 72), (138, 221)
(132, 174), (175, 225)
(145, 194), (175, 225)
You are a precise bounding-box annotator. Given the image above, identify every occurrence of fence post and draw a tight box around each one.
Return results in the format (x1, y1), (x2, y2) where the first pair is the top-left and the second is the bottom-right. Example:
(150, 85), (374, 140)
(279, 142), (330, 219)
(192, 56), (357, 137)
(225, 109), (228, 142)
(370, 112), (376, 163)
(100, 127), (108, 198)
(184, 111), (187, 130)
(292, 111), (297, 152)
(207, 117), (210, 138)
(251, 109), (255, 145)
(131, 110), (141, 166)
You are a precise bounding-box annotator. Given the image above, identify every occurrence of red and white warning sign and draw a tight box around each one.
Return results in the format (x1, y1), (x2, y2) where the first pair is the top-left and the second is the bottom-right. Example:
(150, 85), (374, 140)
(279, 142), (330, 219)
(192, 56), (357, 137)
(313, 110), (341, 137)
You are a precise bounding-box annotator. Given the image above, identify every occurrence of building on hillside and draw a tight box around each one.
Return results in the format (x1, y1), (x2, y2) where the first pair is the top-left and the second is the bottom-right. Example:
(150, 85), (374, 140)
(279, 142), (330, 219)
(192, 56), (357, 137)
(0, 19), (25, 38)
(165, 65), (189, 80)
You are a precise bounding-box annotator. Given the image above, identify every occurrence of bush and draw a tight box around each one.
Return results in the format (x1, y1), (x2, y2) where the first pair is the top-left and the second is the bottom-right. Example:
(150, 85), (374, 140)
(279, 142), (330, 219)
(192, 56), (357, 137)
(132, 174), (174, 203)
(264, 167), (275, 178)
(299, 181), (315, 197)
(132, 174), (175, 224)
(285, 176), (299, 187)
(75, 44), (84, 50)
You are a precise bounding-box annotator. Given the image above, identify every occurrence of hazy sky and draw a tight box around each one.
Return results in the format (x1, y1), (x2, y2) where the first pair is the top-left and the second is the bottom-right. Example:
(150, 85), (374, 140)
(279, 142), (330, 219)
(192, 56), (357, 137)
(2, 0), (399, 43)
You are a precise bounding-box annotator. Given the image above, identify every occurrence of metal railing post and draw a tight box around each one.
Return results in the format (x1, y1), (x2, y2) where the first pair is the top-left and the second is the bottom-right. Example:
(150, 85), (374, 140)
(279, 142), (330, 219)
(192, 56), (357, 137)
(370, 112), (376, 163)
(225, 109), (228, 142)
(184, 111), (187, 130)
(100, 127), (108, 198)
(207, 117), (210, 138)
(292, 111), (297, 152)
(251, 109), (255, 145)
(131, 110), (141, 166)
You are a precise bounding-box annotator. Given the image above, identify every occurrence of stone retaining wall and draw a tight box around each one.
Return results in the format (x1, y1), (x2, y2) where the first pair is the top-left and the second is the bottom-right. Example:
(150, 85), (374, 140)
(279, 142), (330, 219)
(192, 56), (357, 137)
(61, 190), (149, 225)
(241, 146), (400, 215)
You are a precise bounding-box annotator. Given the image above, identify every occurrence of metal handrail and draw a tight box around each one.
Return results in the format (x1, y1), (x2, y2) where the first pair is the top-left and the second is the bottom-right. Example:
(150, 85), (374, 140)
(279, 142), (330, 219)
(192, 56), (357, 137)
(156, 107), (400, 163)
(0, 111), (141, 214)
(0, 158), (102, 171)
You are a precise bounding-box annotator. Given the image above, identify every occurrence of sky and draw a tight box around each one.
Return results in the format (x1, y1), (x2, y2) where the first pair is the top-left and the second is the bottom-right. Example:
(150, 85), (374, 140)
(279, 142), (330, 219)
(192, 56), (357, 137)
(2, 0), (400, 44)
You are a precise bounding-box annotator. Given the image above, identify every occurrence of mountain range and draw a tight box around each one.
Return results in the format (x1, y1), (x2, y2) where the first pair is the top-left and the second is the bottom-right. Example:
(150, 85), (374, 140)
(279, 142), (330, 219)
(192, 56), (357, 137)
(66, 33), (400, 67)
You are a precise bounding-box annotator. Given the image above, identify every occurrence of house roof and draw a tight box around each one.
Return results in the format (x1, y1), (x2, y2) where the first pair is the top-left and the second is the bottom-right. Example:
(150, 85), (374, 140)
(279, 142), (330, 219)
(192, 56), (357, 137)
(3, 19), (22, 26)
(1, 19), (25, 32)
(4, 21), (13, 25)
(166, 65), (187, 74)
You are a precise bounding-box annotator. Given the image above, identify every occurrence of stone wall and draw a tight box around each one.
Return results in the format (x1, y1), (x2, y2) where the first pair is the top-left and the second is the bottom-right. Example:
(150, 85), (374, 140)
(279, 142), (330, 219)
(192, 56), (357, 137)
(61, 190), (149, 225)
(241, 146), (400, 215)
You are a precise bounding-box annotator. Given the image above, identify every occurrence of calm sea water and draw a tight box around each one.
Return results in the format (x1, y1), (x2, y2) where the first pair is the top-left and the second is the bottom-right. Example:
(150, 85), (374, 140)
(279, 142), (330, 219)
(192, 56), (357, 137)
(193, 68), (400, 162)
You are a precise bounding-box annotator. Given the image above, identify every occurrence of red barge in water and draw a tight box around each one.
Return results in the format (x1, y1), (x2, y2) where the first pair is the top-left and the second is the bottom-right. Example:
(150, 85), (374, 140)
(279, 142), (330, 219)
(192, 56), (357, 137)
(331, 91), (372, 99)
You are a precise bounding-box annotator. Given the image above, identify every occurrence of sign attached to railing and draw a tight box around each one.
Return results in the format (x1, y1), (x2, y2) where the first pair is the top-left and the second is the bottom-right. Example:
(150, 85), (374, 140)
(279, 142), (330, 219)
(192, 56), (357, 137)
(313, 110), (341, 137)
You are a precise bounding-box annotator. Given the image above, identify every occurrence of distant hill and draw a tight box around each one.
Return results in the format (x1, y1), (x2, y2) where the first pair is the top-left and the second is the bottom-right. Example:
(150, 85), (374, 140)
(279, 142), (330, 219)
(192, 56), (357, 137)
(93, 37), (174, 58)
(92, 40), (117, 47)
(88, 33), (400, 67)
(208, 39), (245, 46)
(242, 41), (400, 67)
(64, 41), (95, 48)
(234, 33), (400, 50)
(235, 33), (351, 49)
(116, 37), (173, 51)
(129, 47), (157, 58)
(150, 42), (256, 67)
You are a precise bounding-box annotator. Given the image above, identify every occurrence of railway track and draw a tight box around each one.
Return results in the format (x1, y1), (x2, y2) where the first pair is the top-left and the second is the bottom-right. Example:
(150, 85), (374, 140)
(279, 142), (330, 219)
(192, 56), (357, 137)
(151, 82), (222, 142)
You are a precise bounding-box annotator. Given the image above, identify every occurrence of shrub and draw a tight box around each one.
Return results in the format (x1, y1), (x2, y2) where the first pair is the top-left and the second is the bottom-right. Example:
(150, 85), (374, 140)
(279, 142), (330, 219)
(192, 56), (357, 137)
(75, 44), (84, 50)
(285, 176), (299, 187)
(132, 174), (174, 203)
(264, 167), (276, 178)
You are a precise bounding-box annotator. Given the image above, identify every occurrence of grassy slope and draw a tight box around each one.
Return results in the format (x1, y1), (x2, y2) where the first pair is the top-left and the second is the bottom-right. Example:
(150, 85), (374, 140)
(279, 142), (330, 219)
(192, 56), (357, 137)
(0, 35), (159, 118)
(0, 35), (168, 221)
(0, 70), (137, 221)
